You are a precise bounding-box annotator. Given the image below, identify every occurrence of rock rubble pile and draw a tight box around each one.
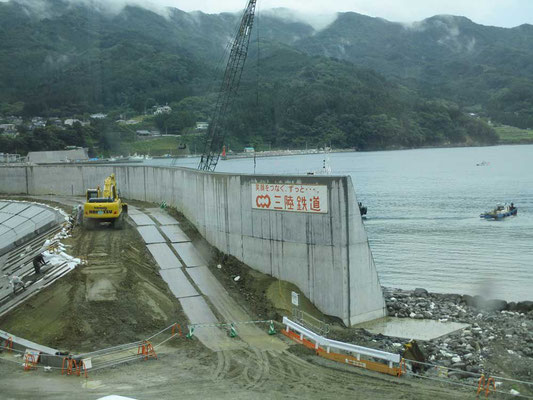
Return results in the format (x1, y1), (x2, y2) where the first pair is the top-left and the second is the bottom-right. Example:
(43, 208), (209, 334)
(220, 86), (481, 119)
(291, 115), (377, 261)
(381, 287), (533, 386)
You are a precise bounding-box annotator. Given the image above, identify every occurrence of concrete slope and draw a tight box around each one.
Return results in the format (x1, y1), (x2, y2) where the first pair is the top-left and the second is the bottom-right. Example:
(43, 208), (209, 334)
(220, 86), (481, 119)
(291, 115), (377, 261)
(179, 295), (242, 351)
(171, 242), (206, 267)
(159, 225), (189, 243)
(138, 207), (285, 352)
(146, 243), (183, 269)
(187, 266), (286, 351)
(132, 209), (240, 351)
(159, 268), (198, 298)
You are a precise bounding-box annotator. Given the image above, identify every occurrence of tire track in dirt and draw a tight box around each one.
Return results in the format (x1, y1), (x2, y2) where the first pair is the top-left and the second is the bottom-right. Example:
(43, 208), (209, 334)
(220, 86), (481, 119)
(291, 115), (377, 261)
(241, 348), (269, 390)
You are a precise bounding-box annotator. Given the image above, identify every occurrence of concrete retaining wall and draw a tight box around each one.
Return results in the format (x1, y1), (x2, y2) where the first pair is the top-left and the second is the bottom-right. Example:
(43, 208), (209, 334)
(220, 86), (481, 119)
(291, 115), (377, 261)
(0, 165), (386, 325)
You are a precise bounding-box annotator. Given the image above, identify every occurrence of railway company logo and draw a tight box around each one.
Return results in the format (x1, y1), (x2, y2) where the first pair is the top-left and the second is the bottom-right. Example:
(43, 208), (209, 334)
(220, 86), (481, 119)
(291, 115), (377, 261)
(255, 195), (271, 208)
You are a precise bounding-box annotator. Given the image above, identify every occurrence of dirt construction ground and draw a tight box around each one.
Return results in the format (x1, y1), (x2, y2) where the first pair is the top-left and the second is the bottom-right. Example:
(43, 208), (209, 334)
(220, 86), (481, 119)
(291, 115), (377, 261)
(0, 196), (485, 398)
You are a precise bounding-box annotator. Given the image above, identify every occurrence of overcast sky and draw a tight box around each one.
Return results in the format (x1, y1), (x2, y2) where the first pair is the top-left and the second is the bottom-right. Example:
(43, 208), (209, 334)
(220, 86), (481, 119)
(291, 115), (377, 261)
(151, 0), (532, 28)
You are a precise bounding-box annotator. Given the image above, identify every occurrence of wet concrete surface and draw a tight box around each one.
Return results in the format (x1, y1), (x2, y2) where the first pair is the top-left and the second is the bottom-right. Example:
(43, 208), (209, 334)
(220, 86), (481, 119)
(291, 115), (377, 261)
(146, 243), (183, 269)
(172, 242), (206, 267)
(188, 266), (287, 351)
(160, 268), (199, 298)
(146, 208), (179, 225)
(126, 206), (143, 215)
(136, 225), (166, 244)
(357, 317), (469, 341)
(159, 224), (189, 243)
(179, 295), (243, 351)
(129, 213), (155, 226)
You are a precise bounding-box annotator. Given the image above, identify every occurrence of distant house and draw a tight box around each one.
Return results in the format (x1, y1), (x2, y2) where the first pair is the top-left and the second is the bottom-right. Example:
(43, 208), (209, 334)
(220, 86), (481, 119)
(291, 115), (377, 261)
(0, 153), (21, 163)
(64, 118), (90, 127)
(117, 119), (140, 125)
(90, 113), (108, 119)
(0, 124), (16, 133)
(48, 118), (63, 127)
(6, 116), (22, 125)
(0, 124), (18, 137)
(30, 117), (46, 129)
(244, 147), (255, 153)
(27, 148), (89, 164)
(64, 119), (80, 126)
(154, 105), (172, 115)
(196, 122), (208, 130)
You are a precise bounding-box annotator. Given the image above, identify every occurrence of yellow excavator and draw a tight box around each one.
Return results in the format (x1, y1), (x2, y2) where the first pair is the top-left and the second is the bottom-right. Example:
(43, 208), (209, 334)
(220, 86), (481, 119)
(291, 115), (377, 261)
(82, 174), (127, 229)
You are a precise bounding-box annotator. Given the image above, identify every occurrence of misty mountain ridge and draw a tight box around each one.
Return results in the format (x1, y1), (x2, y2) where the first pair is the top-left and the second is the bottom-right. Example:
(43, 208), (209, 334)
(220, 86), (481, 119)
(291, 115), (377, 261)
(0, 0), (531, 154)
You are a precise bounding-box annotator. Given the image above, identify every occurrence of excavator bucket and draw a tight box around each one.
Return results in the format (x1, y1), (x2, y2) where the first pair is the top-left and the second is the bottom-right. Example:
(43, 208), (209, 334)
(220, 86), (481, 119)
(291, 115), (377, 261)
(403, 340), (426, 372)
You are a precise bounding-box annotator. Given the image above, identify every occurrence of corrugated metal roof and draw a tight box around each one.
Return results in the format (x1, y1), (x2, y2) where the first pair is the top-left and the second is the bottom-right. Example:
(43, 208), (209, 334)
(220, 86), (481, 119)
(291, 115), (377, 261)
(0, 202), (63, 255)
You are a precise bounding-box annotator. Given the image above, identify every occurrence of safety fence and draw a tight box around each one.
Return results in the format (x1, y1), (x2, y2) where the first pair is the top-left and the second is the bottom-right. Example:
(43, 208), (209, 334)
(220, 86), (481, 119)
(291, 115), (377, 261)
(3, 319), (532, 398)
(0, 322), (183, 377)
(292, 307), (330, 337)
(183, 319), (276, 339)
(403, 358), (533, 399)
(0, 320), (277, 378)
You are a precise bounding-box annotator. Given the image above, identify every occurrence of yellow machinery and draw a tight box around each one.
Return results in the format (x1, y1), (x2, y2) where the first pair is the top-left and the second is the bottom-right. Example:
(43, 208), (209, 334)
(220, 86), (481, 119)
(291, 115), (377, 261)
(82, 174), (127, 229)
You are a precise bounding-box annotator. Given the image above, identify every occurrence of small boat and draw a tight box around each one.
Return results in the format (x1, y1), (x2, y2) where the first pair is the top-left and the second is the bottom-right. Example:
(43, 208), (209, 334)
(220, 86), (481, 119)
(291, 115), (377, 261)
(476, 161), (490, 166)
(480, 203), (517, 220)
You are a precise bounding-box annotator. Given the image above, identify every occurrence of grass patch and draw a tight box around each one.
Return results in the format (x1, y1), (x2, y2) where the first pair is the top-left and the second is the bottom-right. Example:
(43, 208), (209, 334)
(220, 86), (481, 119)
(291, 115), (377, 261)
(495, 125), (533, 144)
(121, 136), (183, 156)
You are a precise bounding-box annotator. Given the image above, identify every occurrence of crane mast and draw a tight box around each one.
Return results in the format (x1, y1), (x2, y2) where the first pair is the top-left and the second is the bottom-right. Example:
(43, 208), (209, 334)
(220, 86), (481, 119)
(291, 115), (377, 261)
(198, 0), (257, 171)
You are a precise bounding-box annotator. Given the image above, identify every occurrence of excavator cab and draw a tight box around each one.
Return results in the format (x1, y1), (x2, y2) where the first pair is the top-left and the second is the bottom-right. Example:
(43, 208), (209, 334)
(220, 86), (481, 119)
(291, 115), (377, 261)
(86, 188), (99, 201)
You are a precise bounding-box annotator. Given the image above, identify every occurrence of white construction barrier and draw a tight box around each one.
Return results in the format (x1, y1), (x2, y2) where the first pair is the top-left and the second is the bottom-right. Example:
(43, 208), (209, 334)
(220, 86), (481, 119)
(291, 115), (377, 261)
(283, 316), (400, 366)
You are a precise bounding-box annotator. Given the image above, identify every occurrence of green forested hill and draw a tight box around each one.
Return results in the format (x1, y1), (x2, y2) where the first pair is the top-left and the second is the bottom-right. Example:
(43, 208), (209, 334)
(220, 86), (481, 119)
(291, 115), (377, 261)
(0, 1), (213, 115)
(2, 0), (527, 155)
(230, 47), (497, 150)
(296, 13), (533, 129)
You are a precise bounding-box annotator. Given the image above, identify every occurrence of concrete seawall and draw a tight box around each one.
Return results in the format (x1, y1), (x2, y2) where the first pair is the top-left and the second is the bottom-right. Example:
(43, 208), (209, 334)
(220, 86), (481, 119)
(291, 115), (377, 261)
(0, 165), (386, 325)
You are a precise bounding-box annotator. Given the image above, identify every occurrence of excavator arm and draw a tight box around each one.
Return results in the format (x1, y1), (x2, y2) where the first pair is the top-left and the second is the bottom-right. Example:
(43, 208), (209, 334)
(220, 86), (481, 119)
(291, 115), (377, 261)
(198, 0), (257, 171)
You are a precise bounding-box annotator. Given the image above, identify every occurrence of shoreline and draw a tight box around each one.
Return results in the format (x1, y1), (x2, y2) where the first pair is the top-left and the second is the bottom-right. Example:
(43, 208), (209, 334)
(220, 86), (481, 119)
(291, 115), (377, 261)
(201, 142), (533, 161)
(333, 286), (533, 393)
(384, 287), (533, 309)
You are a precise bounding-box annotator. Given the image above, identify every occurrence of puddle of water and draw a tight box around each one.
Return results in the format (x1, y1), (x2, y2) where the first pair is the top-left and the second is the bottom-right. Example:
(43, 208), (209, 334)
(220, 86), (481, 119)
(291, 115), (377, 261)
(82, 379), (105, 389)
(356, 317), (469, 341)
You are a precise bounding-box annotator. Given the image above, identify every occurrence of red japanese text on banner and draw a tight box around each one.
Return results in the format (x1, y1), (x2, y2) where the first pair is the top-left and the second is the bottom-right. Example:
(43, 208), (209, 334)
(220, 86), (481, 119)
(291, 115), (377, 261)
(252, 183), (328, 214)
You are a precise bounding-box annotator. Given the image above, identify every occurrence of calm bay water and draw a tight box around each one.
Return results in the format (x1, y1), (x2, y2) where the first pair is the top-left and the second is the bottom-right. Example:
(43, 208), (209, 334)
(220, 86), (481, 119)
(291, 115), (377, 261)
(146, 145), (533, 301)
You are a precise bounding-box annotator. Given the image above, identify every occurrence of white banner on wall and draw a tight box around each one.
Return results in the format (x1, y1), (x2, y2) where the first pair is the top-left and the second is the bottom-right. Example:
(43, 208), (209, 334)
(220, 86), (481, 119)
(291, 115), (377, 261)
(251, 183), (328, 214)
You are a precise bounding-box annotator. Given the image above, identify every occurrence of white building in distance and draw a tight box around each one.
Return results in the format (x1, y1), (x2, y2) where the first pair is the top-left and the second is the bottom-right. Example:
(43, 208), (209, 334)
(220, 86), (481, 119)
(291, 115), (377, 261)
(196, 122), (208, 130)
(154, 105), (172, 115)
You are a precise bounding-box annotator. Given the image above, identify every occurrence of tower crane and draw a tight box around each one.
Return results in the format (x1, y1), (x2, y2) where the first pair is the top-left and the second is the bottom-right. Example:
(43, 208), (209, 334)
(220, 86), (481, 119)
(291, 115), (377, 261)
(198, 0), (257, 171)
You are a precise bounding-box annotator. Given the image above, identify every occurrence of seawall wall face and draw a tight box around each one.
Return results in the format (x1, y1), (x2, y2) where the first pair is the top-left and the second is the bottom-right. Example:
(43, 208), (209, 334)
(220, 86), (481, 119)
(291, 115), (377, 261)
(0, 165), (386, 325)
